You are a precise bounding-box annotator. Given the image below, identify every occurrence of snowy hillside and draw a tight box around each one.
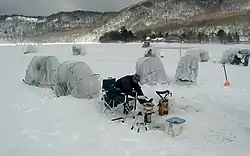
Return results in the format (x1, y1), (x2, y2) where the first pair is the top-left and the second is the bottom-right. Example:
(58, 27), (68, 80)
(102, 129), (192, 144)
(78, 0), (250, 42)
(1, 43), (250, 156)
(0, 11), (116, 43)
(0, 0), (250, 42)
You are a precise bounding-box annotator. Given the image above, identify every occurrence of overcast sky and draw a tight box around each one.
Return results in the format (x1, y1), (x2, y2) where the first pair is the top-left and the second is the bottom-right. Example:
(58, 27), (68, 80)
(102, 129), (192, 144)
(0, 0), (143, 16)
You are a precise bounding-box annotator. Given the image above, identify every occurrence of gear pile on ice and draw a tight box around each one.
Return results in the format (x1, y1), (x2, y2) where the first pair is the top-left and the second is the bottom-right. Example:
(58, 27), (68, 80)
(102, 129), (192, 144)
(221, 48), (250, 66)
(72, 44), (87, 55)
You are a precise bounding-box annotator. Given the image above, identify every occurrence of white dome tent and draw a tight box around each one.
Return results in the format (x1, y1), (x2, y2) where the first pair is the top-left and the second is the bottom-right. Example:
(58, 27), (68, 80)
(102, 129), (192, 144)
(23, 56), (60, 87)
(144, 47), (161, 58)
(54, 61), (101, 99)
(136, 57), (169, 85)
(24, 44), (38, 54)
(175, 55), (199, 83)
(197, 49), (210, 62)
(184, 49), (210, 62)
(185, 49), (200, 60)
(72, 44), (87, 55)
(221, 48), (241, 64)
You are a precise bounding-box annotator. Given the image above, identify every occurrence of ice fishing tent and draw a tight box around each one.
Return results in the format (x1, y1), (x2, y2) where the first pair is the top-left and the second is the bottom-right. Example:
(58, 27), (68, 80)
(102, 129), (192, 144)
(197, 49), (210, 62)
(175, 54), (199, 83)
(221, 48), (241, 64)
(72, 44), (87, 55)
(185, 49), (210, 62)
(54, 61), (101, 99)
(136, 57), (169, 85)
(23, 56), (60, 87)
(185, 49), (200, 61)
(24, 45), (38, 54)
(144, 47), (161, 58)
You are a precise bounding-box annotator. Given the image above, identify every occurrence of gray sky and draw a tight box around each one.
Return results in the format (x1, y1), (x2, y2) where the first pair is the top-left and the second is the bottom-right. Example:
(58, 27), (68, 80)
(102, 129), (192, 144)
(0, 0), (143, 16)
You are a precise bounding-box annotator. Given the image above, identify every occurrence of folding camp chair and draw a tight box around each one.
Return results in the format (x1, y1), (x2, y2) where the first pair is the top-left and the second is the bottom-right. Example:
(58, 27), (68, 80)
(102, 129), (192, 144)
(101, 77), (137, 122)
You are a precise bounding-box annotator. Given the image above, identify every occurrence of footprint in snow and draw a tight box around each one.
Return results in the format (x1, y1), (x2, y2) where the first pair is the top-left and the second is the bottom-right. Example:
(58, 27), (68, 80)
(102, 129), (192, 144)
(205, 133), (236, 144)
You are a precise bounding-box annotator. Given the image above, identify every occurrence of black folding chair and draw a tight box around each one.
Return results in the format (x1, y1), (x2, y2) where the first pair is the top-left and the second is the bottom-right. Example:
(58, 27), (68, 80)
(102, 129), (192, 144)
(101, 77), (137, 122)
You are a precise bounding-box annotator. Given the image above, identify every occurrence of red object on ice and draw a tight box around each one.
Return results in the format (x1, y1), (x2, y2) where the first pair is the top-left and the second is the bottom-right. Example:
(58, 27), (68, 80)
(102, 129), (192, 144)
(222, 63), (230, 87)
(224, 81), (230, 87)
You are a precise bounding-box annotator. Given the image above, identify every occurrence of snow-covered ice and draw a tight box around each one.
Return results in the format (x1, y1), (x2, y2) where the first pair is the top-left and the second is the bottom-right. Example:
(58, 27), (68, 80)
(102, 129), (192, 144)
(0, 43), (250, 156)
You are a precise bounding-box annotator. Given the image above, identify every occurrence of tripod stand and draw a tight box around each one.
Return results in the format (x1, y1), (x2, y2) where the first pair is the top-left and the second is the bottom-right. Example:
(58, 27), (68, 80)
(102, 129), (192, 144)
(131, 101), (154, 133)
(131, 111), (148, 133)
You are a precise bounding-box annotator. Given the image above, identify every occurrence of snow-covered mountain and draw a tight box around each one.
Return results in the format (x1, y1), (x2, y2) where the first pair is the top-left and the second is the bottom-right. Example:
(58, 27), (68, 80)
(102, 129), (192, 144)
(0, 11), (117, 43)
(78, 0), (250, 42)
(0, 0), (250, 43)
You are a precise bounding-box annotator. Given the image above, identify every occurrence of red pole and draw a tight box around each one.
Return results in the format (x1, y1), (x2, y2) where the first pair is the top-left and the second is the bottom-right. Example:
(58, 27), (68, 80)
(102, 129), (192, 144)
(222, 63), (230, 86)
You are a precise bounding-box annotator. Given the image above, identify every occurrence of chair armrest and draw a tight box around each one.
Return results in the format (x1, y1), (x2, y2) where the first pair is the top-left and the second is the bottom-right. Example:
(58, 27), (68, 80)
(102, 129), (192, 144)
(119, 92), (135, 99)
(131, 89), (136, 93)
(101, 89), (109, 94)
(127, 95), (134, 98)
